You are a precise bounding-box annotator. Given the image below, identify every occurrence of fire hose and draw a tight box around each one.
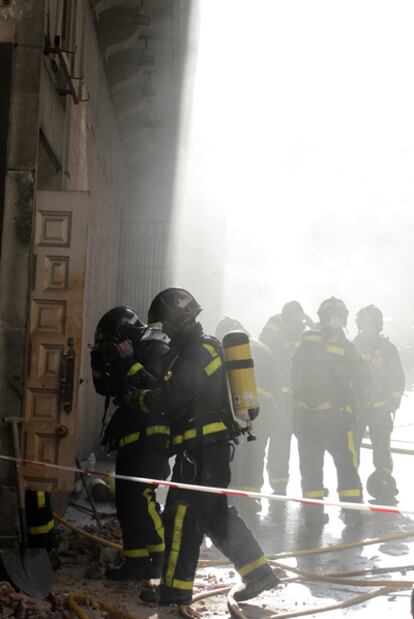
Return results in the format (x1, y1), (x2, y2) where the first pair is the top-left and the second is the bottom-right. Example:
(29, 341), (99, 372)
(55, 513), (414, 618)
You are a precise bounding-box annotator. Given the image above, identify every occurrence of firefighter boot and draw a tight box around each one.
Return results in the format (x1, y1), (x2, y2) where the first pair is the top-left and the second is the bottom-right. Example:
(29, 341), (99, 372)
(105, 559), (147, 581)
(232, 567), (279, 601)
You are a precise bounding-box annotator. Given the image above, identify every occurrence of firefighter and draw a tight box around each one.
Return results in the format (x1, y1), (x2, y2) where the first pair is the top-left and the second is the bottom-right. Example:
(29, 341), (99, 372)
(291, 297), (370, 521)
(126, 288), (278, 606)
(91, 306), (170, 580)
(215, 317), (280, 505)
(25, 490), (60, 568)
(260, 301), (311, 494)
(353, 305), (405, 503)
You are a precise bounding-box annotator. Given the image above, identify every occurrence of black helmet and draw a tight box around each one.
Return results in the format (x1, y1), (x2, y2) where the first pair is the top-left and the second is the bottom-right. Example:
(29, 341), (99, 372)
(148, 288), (202, 329)
(356, 304), (383, 333)
(282, 300), (304, 323)
(95, 306), (146, 345)
(215, 317), (247, 341)
(317, 297), (349, 326)
(366, 469), (398, 502)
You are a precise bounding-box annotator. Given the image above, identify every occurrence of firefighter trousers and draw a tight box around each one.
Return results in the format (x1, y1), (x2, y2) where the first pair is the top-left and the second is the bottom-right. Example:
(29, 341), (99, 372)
(231, 413), (268, 493)
(159, 441), (274, 604)
(116, 442), (168, 575)
(25, 490), (55, 550)
(295, 409), (363, 502)
(356, 407), (394, 473)
(267, 395), (293, 492)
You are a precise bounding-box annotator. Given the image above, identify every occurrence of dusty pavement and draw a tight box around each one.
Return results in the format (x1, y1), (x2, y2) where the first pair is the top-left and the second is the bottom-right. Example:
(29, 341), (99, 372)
(2, 391), (414, 618)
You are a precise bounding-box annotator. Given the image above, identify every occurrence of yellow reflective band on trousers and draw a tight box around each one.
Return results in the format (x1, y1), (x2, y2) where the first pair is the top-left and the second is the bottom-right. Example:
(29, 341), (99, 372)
(37, 491), (46, 509)
(119, 432), (140, 447)
(124, 547), (149, 558)
(326, 345), (345, 356)
(172, 422), (227, 446)
(281, 386), (292, 395)
(372, 400), (387, 408)
(148, 543), (165, 553)
(238, 555), (267, 577)
(344, 405), (352, 414)
(28, 519), (54, 535)
(339, 489), (362, 498)
(240, 485), (260, 492)
(127, 362), (144, 377)
(143, 488), (165, 553)
(139, 390), (150, 413)
(170, 578), (194, 590)
(258, 387), (274, 401)
(391, 390), (402, 398)
(165, 504), (187, 587)
(347, 431), (358, 468)
(145, 425), (170, 437)
(303, 490), (324, 499)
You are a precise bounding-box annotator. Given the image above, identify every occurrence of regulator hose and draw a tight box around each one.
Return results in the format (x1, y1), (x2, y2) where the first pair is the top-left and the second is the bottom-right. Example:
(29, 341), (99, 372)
(66, 592), (136, 619)
(56, 513), (414, 618)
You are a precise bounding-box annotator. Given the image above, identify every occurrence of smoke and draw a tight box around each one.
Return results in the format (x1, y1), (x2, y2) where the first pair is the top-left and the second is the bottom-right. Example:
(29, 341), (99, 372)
(170, 0), (414, 342)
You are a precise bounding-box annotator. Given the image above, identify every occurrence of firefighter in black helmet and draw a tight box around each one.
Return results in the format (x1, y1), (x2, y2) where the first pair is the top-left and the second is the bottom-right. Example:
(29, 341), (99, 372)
(353, 305), (405, 503)
(260, 301), (311, 494)
(126, 288), (278, 607)
(291, 297), (370, 522)
(91, 306), (170, 581)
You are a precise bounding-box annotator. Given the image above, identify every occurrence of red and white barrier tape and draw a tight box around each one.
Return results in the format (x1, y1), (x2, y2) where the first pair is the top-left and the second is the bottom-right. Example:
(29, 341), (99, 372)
(0, 453), (408, 516)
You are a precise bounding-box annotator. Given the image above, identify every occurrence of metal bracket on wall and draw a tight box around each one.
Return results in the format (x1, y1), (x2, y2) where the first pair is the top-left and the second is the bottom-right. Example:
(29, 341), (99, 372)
(44, 37), (82, 104)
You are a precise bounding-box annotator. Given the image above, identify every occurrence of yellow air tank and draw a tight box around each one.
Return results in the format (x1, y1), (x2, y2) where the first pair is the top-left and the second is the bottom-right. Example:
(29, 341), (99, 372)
(222, 331), (260, 423)
(89, 477), (115, 502)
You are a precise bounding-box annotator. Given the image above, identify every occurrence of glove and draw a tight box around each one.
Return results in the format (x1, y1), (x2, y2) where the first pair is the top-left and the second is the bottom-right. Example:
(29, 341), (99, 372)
(124, 386), (149, 411)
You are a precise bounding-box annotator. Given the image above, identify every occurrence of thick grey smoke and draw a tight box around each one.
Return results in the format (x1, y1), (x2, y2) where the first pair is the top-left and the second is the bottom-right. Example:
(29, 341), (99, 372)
(170, 0), (414, 343)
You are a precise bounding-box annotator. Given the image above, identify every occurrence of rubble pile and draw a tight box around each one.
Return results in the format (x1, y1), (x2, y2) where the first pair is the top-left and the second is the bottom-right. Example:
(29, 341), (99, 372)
(0, 581), (67, 619)
(56, 518), (121, 567)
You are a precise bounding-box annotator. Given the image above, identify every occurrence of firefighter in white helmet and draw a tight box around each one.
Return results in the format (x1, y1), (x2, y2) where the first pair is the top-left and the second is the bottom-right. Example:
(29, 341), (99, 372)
(260, 301), (311, 494)
(291, 297), (370, 524)
(353, 304), (405, 503)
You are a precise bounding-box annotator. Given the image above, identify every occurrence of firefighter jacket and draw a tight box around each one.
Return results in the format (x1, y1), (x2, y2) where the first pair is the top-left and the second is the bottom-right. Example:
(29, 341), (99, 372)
(353, 333), (405, 412)
(250, 339), (280, 414)
(91, 328), (170, 452)
(136, 323), (236, 454)
(291, 326), (371, 412)
(259, 313), (304, 394)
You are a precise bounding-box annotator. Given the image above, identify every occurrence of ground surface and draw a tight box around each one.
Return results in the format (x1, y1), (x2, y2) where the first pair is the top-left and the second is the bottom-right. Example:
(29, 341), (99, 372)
(5, 391), (414, 618)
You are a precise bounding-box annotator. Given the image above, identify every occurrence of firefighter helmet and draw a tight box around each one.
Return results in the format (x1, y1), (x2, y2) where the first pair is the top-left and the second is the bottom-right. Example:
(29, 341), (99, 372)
(95, 306), (146, 346)
(317, 297), (349, 326)
(148, 288), (202, 329)
(282, 300), (304, 323)
(356, 304), (383, 333)
(215, 317), (247, 341)
(366, 469), (399, 502)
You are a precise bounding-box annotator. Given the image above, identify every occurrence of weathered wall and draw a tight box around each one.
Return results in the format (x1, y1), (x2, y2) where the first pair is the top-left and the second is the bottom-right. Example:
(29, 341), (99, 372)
(60, 4), (129, 458)
(0, 0), (45, 540)
(0, 0), (131, 496)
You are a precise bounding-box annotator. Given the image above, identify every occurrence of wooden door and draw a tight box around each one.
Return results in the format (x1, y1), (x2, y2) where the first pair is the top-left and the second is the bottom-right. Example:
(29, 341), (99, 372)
(23, 190), (89, 491)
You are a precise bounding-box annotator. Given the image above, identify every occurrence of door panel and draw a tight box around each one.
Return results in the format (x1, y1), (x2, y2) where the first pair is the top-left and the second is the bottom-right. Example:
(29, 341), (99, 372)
(23, 190), (89, 491)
